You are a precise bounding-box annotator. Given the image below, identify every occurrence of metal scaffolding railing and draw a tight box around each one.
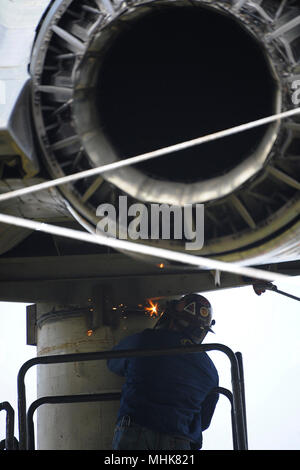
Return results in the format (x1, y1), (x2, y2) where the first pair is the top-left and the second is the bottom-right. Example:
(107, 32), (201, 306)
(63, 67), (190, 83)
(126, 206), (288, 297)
(26, 387), (236, 451)
(0, 401), (17, 450)
(14, 342), (248, 451)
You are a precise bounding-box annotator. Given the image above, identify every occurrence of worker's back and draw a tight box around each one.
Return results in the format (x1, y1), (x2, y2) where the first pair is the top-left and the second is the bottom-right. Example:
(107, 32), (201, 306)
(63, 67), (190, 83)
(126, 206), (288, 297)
(107, 328), (219, 448)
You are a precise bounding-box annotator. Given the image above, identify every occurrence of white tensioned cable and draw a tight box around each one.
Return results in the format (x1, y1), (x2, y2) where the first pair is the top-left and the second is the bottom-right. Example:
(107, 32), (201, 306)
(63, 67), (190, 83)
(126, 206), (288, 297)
(0, 107), (299, 202)
(0, 109), (299, 284)
(0, 211), (297, 285)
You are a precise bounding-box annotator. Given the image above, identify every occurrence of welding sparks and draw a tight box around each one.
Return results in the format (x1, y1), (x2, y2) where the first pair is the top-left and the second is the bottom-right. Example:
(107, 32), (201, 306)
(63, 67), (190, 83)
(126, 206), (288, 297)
(145, 300), (159, 317)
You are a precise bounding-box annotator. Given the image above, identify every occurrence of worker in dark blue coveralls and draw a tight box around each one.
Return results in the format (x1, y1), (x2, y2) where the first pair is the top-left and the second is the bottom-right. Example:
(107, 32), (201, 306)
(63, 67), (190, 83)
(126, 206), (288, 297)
(107, 293), (219, 450)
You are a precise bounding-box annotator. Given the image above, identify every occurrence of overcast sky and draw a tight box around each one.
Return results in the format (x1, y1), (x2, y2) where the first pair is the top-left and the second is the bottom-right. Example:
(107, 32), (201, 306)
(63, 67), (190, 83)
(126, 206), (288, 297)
(202, 278), (300, 450)
(0, 277), (299, 450)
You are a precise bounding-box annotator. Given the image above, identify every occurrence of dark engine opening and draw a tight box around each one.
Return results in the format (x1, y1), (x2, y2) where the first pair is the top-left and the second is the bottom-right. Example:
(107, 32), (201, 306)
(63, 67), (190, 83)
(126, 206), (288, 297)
(96, 5), (276, 183)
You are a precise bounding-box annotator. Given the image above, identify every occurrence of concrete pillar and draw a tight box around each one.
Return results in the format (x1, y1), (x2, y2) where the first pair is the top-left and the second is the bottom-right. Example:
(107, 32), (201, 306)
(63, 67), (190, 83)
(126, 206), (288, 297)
(36, 303), (156, 450)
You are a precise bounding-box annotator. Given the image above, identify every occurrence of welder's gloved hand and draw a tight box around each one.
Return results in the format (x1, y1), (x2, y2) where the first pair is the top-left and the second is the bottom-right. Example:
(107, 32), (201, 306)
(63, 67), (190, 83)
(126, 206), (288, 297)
(252, 281), (275, 296)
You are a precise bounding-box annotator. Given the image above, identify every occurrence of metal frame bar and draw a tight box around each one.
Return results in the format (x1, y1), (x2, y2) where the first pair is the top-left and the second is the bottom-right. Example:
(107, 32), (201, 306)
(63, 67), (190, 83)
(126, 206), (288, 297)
(235, 352), (248, 449)
(26, 387), (236, 451)
(0, 402), (16, 450)
(26, 392), (121, 451)
(17, 343), (248, 450)
(215, 387), (238, 450)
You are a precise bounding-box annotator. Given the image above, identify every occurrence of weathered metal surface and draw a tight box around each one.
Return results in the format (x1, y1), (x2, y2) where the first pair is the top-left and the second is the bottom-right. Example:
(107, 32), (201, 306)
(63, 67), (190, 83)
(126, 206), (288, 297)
(0, 252), (298, 304)
(27, 0), (300, 265)
(0, 0), (299, 267)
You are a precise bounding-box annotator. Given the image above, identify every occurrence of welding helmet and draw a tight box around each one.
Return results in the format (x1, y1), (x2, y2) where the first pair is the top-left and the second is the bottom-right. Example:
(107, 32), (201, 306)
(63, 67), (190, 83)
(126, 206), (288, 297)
(155, 293), (215, 344)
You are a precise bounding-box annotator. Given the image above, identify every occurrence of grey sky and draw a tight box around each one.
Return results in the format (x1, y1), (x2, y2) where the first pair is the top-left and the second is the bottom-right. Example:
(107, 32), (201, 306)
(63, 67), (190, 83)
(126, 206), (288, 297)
(202, 279), (300, 450)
